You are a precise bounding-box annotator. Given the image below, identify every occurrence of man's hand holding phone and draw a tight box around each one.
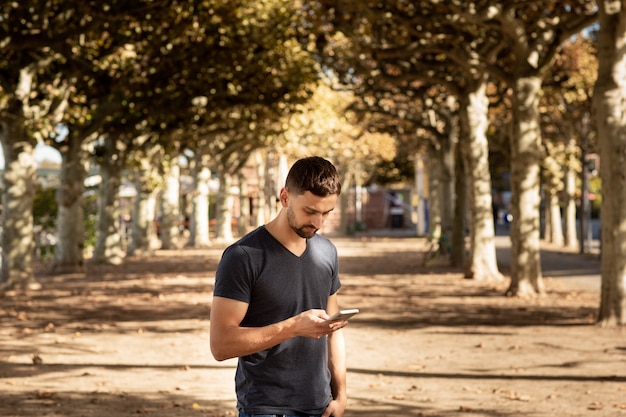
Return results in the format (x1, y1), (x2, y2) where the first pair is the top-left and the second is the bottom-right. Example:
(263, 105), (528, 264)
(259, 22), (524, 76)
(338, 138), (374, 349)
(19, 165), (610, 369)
(327, 308), (360, 322)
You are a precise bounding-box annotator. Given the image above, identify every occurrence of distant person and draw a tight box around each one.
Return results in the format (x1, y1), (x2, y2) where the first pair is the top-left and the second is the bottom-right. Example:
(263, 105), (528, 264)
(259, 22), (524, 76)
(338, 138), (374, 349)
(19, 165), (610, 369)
(389, 191), (404, 228)
(210, 156), (349, 417)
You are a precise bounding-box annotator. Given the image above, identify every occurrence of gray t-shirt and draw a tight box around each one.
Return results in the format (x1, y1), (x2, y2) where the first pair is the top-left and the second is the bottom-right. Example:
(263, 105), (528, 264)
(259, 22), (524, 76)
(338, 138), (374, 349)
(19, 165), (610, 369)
(214, 226), (341, 415)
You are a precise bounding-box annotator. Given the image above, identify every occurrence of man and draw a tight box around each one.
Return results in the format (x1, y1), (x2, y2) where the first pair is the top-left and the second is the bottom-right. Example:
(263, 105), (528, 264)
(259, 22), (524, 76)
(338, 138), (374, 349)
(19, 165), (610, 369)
(210, 156), (349, 417)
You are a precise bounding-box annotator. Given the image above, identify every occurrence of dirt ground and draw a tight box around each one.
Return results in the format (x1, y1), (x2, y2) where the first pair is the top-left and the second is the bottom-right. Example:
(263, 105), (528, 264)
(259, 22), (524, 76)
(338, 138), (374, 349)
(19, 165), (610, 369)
(1, 235), (625, 417)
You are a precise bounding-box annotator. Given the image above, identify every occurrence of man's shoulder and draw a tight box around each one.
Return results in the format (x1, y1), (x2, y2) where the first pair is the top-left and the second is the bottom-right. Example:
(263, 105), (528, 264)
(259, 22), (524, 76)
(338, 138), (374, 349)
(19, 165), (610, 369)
(231, 226), (271, 246)
(311, 232), (335, 245)
(308, 234), (337, 254)
(222, 227), (273, 256)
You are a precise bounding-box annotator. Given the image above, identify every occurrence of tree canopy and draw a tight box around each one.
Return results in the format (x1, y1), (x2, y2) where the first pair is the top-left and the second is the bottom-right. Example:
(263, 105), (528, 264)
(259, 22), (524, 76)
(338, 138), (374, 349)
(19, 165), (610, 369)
(2, 0), (624, 326)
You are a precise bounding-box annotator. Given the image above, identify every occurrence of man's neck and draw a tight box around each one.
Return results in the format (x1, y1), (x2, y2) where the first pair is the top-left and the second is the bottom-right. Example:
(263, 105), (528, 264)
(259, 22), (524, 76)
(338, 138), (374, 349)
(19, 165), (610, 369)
(265, 212), (307, 256)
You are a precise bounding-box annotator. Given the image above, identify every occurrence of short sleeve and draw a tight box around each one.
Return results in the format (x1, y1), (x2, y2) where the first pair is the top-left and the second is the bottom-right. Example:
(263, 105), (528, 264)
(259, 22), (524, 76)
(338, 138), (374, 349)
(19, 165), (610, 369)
(214, 244), (255, 304)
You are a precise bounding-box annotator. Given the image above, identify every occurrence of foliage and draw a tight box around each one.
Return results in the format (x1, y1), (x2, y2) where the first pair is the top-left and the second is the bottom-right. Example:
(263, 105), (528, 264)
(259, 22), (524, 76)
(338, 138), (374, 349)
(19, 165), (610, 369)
(281, 81), (397, 182)
(33, 186), (58, 230)
(541, 35), (598, 152)
(305, 0), (597, 178)
(367, 156), (415, 186)
(0, 1), (604, 215)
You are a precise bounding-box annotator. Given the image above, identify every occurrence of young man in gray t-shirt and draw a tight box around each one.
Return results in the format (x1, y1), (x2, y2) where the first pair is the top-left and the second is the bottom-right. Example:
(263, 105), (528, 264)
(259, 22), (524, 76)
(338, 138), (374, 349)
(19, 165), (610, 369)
(210, 156), (349, 417)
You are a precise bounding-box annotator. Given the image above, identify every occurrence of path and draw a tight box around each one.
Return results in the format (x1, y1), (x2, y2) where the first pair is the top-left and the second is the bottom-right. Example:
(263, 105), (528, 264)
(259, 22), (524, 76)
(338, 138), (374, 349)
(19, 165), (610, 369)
(0, 234), (624, 417)
(494, 235), (601, 291)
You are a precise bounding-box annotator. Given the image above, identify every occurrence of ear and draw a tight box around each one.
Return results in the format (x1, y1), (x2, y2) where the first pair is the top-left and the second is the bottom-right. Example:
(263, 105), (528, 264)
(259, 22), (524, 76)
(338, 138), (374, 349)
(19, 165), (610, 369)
(279, 187), (289, 207)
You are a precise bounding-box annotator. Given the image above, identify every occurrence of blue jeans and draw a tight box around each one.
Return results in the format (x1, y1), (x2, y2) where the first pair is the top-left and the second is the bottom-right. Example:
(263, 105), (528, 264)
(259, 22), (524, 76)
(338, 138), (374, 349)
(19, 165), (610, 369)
(238, 414), (322, 417)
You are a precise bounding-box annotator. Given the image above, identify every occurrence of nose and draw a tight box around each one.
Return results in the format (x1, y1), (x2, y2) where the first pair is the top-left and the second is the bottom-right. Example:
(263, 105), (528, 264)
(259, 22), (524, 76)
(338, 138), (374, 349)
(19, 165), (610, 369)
(311, 213), (324, 229)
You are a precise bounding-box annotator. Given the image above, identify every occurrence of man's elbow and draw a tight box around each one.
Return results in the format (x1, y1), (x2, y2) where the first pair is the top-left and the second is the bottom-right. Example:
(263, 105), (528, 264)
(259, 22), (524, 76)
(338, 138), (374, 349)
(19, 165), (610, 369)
(210, 340), (234, 362)
(212, 352), (230, 362)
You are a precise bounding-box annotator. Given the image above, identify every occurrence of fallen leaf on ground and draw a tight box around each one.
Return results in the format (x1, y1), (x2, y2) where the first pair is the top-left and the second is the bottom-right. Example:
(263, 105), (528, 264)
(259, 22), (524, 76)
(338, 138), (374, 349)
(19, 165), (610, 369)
(588, 402), (603, 410)
(459, 405), (476, 412)
(503, 391), (531, 402)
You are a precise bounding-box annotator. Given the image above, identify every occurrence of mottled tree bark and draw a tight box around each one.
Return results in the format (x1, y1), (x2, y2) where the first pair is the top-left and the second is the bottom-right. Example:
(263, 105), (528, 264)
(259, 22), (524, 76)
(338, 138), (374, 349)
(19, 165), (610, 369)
(214, 168), (235, 243)
(159, 156), (181, 250)
(594, 0), (626, 326)
(459, 79), (503, 282)
(507, 76), (544, 296)
(91, 138), (125, 265)
(187, 152), (212, 248)
(53, 132), (89, 273)
(0, 120), (37, 289)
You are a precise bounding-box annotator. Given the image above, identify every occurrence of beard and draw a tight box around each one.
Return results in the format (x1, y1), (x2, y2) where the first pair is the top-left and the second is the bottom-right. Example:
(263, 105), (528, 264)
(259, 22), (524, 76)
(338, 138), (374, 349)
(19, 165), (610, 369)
(286, 207), (318, 239)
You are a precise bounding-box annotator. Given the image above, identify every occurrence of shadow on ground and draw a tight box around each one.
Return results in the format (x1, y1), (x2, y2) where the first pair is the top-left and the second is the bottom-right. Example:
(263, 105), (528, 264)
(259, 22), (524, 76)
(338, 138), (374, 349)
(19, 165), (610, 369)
(0, 237), (614, 417)
(0, 390), (232, 417)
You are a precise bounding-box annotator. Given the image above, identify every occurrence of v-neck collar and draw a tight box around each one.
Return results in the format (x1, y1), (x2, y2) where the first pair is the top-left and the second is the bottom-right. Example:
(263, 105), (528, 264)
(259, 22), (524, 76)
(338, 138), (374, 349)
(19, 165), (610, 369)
(261, 226), (309, 258)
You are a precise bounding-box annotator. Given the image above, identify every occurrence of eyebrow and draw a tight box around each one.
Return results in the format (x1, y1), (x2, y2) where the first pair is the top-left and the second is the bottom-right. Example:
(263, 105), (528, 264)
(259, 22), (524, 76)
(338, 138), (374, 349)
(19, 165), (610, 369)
(304, 206), (335, 215)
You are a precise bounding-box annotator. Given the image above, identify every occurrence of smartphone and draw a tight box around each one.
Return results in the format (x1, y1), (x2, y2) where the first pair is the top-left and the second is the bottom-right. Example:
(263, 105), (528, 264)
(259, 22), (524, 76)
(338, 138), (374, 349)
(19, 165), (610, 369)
(327, 308), (360, 321)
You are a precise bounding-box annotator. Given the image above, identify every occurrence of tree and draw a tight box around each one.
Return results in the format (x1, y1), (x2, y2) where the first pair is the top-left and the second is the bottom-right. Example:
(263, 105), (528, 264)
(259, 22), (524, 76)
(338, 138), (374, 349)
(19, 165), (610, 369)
(540, 36), (597, 251)
(0, 0), (322, 277)
(593, 0), (626, 326)
(0, 0), (185, 286)
(126, 137), (162, 256)
(90, 136), (127, 265)
(186, 151), (213, 248)
(470, 2), (596, 296)
(0, 0), (71, 289)
(309, 1), (503, 280)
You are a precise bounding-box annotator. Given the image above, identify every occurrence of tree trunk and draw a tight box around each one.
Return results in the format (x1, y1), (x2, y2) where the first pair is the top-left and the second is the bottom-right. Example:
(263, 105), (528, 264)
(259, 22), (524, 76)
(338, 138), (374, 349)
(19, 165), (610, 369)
(254, 151), (268, 227)
(546, 188), (564, 246)
(159, 156), (181, 250)
(238, 171), (250, 237)
(52, 132), (89, 274)
(127, 155), (159, 257)
(91, 139), (125, 265)
(452, 136), (466, 270)
(267, 152), (285, 220)
(543, 198), (551, 242)
(214, 168), (235, 242)
(0, 120), (38, 290)
(439, 137), (455, 236)
(128, 176), (158, 256)
(459, 80), (503, 282)
(506, 75), (544, 296)
(444, 101), (465, 269)
(426, 146), (443, 237)
(426, 137), (455, 240)
(187, 152), (211, 248)
(594, 1), (626, 326)
(338, 166), (353, 236)
(563, 136), (579, 249)
(542, 144), (565, 246)
(414, 155), (427, 236)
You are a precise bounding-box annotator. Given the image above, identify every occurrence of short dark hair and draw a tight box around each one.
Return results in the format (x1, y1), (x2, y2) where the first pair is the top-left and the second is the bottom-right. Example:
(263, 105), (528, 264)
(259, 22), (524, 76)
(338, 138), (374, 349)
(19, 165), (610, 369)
(285, 156), (341, 197)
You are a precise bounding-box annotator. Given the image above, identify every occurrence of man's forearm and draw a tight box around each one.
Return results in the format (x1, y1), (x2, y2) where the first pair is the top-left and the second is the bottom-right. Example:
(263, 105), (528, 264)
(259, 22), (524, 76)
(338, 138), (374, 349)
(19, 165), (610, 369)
(211, 318), (297, 361)
(327, 329), (347, 400)
(211, 309), (341, 361)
